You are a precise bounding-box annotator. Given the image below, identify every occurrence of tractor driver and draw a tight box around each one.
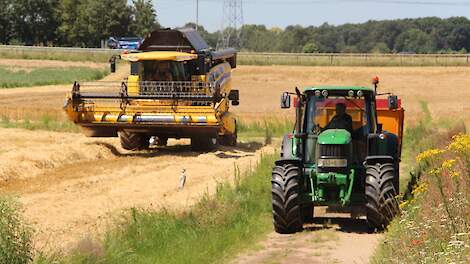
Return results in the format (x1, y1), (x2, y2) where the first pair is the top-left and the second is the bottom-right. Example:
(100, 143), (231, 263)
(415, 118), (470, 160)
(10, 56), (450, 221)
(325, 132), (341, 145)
(153, 61), (173, 81)
(324, 103), (353, 133)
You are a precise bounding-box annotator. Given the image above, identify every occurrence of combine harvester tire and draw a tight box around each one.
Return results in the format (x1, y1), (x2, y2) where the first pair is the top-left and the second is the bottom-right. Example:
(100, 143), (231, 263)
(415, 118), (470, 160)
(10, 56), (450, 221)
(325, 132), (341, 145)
(119, 131), (150, 151)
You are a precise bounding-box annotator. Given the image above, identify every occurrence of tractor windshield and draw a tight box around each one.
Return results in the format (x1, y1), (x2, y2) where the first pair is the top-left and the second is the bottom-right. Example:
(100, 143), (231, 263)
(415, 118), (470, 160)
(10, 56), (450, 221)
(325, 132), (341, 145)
(305, 94), (376, 138)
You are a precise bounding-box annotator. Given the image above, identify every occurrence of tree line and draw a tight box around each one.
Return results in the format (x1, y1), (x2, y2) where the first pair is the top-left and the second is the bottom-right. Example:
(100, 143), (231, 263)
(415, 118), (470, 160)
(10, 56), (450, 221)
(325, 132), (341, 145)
(196, 17), (470, 54)
(1, 2), (470, 55)
(0, 0), (158, 47)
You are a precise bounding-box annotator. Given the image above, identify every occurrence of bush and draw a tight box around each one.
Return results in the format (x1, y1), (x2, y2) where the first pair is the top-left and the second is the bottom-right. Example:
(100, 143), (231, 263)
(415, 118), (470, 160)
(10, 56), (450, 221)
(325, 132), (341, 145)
(0, 196), (33, 264)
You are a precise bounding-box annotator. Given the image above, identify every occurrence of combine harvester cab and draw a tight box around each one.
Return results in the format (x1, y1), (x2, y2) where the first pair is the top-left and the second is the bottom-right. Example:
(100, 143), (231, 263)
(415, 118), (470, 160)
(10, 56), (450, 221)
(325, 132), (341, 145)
(64, 28), (240, 151)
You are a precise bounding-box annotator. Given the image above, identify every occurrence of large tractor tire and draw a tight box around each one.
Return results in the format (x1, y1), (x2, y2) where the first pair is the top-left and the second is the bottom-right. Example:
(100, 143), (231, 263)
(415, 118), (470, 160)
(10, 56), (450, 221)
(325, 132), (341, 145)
(191, 136), (218, 151)
(272, 164), (304, 234)
(119, 131), (150, 151)
(365, 163), (400, 230)
(220, 128), (237, 147)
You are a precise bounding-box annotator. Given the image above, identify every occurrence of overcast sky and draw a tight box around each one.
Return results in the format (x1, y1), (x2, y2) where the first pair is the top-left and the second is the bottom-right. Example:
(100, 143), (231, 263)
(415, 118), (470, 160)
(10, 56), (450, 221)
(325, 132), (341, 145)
(153, 0), (470, 32)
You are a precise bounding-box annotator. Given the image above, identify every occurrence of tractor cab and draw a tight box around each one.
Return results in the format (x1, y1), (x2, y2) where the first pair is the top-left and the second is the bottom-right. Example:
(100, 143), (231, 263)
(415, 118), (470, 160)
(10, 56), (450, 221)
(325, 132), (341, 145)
(273, 80), (404, 234)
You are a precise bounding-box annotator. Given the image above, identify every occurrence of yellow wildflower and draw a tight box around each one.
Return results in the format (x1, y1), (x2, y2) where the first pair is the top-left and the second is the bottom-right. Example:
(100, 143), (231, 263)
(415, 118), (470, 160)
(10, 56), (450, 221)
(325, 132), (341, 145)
(448, 134), (470, 154)
(399, 200), (409, 209)
(450, 171), (461, 178)
(412, 183), (428, 195)
(441, 159), (456, 170)
(416, 148), (445, 163)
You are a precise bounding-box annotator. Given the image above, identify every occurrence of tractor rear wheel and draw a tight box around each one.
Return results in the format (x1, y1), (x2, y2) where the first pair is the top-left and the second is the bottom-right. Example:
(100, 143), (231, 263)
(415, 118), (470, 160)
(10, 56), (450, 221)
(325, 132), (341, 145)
(119, 131), (150, 151)
(191, 136), (218, 151)
(271, 164), (304, 234)
(365, 163), (400, 230)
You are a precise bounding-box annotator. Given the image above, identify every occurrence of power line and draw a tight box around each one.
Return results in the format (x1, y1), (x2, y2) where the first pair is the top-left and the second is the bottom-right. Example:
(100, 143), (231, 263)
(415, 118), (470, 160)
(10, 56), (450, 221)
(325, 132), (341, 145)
(163, 0), (470, 6)
(217, 0), (244, 50)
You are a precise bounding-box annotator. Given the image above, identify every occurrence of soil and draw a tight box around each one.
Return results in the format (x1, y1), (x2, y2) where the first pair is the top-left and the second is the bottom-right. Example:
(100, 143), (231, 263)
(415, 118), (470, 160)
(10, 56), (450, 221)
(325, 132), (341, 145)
(233, 209), (382, 264)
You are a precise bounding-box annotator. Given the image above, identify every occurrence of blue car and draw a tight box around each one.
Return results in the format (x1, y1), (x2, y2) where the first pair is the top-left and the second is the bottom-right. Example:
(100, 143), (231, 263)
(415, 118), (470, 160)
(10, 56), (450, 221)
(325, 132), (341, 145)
(108, 37), (142, 50)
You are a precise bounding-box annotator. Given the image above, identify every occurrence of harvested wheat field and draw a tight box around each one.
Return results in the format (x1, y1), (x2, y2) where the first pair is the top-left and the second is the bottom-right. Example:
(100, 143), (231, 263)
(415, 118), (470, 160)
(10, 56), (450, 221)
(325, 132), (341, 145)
(1, 65), (469, 124)
(0, 61), (469, 258)
(0, 127), (273, 251)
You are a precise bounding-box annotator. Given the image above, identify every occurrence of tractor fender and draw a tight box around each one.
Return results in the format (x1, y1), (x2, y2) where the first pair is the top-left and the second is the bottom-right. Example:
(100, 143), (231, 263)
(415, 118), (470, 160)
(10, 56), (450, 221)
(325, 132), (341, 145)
(275, 158), (302, 166)
(364, 155), (394, 166)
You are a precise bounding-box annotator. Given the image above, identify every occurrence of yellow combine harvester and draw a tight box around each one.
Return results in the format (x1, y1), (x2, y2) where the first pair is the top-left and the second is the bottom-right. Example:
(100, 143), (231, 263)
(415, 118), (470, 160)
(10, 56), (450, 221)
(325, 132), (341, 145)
(64, 28), (239, 151)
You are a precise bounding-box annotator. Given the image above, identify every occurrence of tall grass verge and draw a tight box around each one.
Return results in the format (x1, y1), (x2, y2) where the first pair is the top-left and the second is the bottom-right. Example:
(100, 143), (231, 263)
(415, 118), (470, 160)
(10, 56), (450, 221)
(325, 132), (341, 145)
(0, 66), (108, 88)
(0, 49), (116, 63)
(372, 103), (468, 263)
(0, 115), (80, 133)
(0, 195), (33, 264)
(42, 153), (277, 264)
(238, 118), (293, 139)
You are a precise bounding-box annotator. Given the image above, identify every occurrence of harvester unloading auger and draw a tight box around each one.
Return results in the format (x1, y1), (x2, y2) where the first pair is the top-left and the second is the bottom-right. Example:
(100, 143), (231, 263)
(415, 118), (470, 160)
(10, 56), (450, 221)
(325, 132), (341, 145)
(64, 28), (240, 151)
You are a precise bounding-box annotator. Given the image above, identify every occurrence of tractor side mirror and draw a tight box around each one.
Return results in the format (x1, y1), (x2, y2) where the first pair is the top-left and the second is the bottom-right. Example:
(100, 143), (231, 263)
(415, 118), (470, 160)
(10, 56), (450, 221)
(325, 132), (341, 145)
(281, 92), (291, 109)
(388, 95), (398, 110)
(377, 123), (383, 133)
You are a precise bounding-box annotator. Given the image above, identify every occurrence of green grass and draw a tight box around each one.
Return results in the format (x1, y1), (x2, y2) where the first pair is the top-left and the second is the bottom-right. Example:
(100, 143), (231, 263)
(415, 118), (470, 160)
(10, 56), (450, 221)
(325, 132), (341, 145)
(0, 66), (108, 88)
(0, 49), (116, 63)
(0, 115), (80, 133)
(238, 118), (294, 139)
(39, 153), (277, 264)
(0, 195), (33, 264)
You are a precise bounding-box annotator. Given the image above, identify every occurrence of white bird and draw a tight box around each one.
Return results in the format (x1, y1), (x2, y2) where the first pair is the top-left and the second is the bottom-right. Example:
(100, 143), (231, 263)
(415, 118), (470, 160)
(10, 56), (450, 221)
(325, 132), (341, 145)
(178, 169), (186, 191)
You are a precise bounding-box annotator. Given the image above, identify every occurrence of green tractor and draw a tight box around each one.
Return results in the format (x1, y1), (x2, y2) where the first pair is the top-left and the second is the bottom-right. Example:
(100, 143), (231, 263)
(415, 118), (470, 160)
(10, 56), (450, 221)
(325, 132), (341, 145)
(272, 80), (405, 233)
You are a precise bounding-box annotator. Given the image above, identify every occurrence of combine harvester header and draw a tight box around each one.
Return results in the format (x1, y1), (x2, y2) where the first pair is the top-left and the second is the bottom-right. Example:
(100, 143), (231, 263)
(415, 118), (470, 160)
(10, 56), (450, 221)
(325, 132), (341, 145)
(64, 28), (240, 151)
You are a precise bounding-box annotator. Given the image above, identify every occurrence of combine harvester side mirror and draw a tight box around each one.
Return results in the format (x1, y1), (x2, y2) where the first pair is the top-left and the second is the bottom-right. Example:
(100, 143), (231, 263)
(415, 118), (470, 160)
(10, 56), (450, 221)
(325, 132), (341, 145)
(228, 90), (240, 106)
(109, 55), (117, 73)
(281, 92), (291, 109)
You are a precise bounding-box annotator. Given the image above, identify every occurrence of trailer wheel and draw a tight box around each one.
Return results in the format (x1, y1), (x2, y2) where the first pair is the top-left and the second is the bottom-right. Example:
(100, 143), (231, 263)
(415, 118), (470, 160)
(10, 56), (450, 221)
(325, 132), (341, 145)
(191, 137), (218, 151)
(272, 164), (304, 234)
(365, 163), (400, 231)
(119, 131), (150, 151)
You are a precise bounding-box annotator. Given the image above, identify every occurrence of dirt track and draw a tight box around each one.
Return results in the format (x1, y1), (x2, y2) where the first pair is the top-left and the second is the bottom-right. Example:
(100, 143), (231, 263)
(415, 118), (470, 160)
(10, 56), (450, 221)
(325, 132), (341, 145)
(234, 211), (381, 264)
(0, 128), (273, 251)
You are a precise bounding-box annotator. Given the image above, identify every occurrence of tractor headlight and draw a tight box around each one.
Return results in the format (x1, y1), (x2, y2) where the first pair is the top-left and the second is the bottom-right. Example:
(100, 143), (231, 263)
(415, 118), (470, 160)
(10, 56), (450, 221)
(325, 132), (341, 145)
(317, 158), (348, 168)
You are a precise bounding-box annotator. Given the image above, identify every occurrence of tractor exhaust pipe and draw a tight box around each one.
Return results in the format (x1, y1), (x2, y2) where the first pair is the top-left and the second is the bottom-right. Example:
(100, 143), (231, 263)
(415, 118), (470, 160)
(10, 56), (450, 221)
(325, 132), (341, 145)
(294, 87), (303, 157)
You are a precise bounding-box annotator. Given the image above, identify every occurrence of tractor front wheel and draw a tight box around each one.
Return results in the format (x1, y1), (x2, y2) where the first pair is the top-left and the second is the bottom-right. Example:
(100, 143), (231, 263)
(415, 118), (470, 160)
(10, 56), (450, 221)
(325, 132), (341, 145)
(271, 164), (304, 234)
(119, 131), (150, 151)
(365, 163), (400, 231)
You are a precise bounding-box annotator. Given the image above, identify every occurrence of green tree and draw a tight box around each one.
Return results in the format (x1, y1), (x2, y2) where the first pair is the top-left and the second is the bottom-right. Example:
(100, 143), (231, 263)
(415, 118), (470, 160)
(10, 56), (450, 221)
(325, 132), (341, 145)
(0, 0), (12, 44)
(131, 0), (159, 38)
(73, 0), (133, 47)
(394, 28), (435, 53)
(302, 43), (319, 53)
(9, 0), (58, 45)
